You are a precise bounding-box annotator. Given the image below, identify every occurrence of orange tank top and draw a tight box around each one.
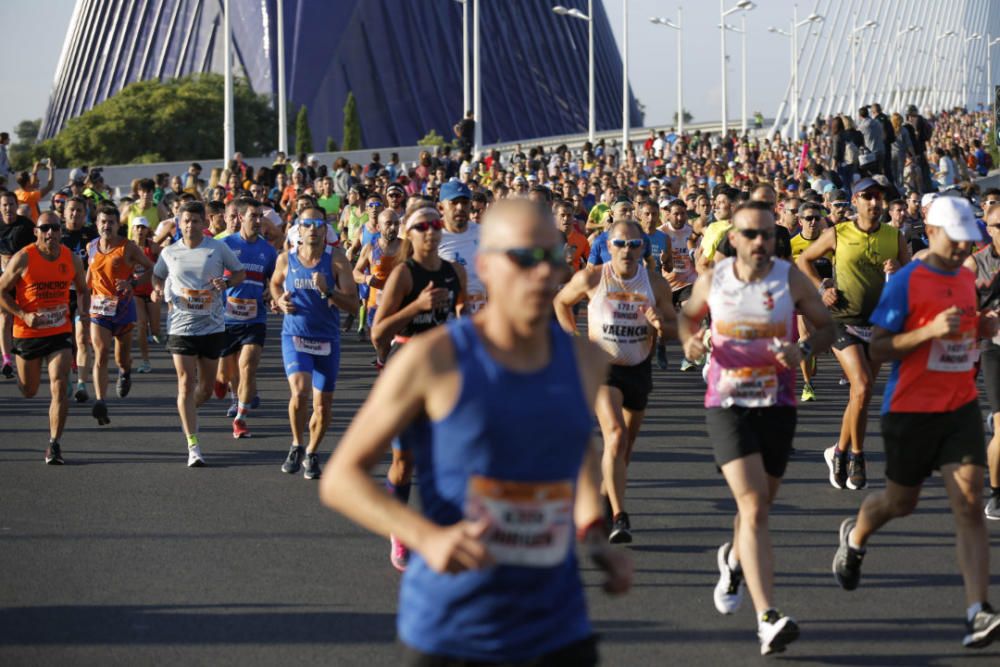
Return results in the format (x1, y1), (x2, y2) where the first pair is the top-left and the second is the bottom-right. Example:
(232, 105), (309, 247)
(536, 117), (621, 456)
(87, 239), (132, 297)
(14, 245), (74, 339)
(367, 241), (402, 308)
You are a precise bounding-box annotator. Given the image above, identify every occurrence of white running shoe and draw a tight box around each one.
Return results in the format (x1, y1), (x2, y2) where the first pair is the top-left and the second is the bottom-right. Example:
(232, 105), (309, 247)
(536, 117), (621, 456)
(758, 610), (799, 655)
(187, 445), (205, 467)
(713, 542), (745, 615)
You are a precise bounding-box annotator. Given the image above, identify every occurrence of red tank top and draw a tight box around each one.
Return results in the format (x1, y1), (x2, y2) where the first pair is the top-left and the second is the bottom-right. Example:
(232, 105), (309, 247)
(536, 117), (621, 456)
(14, 245), (74, 339)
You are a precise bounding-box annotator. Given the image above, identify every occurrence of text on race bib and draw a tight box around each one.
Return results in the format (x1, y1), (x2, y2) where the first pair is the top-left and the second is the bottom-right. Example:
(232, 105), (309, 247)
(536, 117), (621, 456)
(465, 475), (574, 568)
(90, 295), (119, 318)
(927, 336), (978, 373)
(178, 288), (213, 312)
(226, 297), (258, 320)
(35, 306), (68, 329)
(292, 336), (331, 356)
(718, 366), (778, 409)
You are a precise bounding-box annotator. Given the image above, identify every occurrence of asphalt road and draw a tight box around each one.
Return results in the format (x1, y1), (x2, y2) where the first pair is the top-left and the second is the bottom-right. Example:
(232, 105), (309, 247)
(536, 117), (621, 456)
(2, 315), (1000, 666)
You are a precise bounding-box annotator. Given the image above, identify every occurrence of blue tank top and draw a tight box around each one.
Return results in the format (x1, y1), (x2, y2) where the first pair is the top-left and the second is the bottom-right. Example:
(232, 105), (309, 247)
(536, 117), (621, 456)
(398, 318), (594, 661)
(281, 248), (341, 339)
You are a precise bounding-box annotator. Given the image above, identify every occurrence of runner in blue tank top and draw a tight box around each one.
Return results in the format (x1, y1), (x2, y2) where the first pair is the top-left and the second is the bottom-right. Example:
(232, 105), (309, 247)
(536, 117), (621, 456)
(270, 206), (357, 480)
(321, 199), (632, 665)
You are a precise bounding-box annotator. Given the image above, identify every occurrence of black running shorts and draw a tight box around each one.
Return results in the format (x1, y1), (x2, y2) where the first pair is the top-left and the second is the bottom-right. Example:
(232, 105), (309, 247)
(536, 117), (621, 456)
(606, 356), (653, 411)
(166, 332), (227, 359)
(221, 322), (267, 358)
(13, 333), (73, 361)
(881, 400), (986, 487)
(671, 284), (693, 309)
(706, 406), (797, 478)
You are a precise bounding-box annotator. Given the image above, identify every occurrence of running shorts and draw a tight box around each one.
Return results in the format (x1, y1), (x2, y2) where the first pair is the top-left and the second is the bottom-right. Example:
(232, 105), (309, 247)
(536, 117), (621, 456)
(832, 321), (872, 352)
(13, 333), (73, 361)
(91, 298), (137, 337)
(606, 356), (653, 411)
(281, 334), (340, 392)
(881, 400), (986, 487)
(222, 322), (267, 358)
(671, 284), (693, 309)
(167, 332), (227, 359)
(705, 406), (797, 478)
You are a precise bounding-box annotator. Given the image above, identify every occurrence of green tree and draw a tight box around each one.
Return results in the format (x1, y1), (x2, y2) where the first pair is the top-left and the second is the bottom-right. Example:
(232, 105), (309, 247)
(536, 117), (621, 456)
(342, 92), (362, 151)
(672, 109), (694, 125)
(326, 136), (338, 152)
(9, 119), (41, 171)
(294, 105), (313, 155)
(417, 130), (448, 148)
(26, 74), (275, 167)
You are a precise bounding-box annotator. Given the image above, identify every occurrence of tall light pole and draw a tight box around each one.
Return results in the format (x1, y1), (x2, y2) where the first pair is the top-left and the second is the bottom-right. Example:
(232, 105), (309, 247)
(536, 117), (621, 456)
(472, 0), (481, 155)
(650, 10), (683, 134)
(720, 21), (748, 134)
(988, 35), (1000, 108)
(933, 31), (957, 113)
(850, 19), (877, 115)
(791, 7), (823, 142)
(893, 23), (920, 112)
(767, 25), (793, 138)
(553, 3), (595, 144)
(622, 0), (629, 154)
(223, 0), (234, 163)
(276, 0), (287, 155)
(454, 0), (470, 115)
(964, 32), (983, 109)
(720, 0), (755, 135)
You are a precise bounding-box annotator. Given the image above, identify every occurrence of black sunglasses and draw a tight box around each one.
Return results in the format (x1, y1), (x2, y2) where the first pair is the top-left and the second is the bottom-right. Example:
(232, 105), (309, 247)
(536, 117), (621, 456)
(736, 228), (775, 241)
(485, 246), (566, 268)
(801, 215), (822, 222)
(37, 224), (61, 233)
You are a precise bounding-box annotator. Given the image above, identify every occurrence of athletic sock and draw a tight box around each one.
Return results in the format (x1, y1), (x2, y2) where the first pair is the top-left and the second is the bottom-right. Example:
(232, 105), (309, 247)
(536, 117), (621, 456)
(847, 528), (865, 552)
(968, 602), (985, 622)
(186, 434), (199, 449)
(236, 402), (251, 420)
(385, 479), (411, 504)
(727, 547), (741, 572)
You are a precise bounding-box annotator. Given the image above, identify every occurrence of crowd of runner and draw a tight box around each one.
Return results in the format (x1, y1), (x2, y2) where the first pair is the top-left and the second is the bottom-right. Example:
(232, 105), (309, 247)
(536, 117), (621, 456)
(2, 102), (1000, 661)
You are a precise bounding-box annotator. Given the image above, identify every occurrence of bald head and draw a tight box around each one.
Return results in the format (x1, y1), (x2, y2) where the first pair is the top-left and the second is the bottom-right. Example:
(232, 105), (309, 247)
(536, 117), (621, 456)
(37, 211), (61, 227)
(377, 209), (398, 227)
(480, 198), (558, 249)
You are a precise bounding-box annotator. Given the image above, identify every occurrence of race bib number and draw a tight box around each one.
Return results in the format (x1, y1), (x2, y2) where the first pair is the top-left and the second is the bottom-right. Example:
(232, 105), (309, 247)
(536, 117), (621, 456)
(927, 336), (978, 373)
(844, 325), (873, 343)
(719, 366), (778, 408)
(465, 475), (573, 568)
(90, 295), (119, 318)
(178, 288), (213, 313)
(35, 306), (68, 329)
(292, 336), (331, 356)
(226, 297), (258, 321)
(465, 292), (487, 315)
(601, 293), (651, 343)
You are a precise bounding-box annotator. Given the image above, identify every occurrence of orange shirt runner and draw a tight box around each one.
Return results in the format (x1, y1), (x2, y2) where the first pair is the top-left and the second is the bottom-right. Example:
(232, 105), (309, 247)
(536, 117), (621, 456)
(13, 245), (74, 339)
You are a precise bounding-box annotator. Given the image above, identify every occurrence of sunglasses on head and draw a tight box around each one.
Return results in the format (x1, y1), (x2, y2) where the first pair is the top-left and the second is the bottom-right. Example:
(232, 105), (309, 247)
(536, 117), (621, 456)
(409, 219), (444, 232)
(736, 228), (775, 241)
(37, 224), (61, 233)
(611, 238), (644, 249)
(486, 246), (566, 268)
(299, 218), (327, 228)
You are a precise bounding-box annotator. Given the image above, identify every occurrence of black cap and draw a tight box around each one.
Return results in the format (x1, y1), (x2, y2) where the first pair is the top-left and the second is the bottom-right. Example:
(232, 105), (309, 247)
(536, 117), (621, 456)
(851, 177), (884, 196)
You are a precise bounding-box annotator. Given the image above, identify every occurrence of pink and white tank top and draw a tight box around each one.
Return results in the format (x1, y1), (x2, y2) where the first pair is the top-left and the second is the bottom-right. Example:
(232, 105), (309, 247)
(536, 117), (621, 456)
(587, 263), (655, 366)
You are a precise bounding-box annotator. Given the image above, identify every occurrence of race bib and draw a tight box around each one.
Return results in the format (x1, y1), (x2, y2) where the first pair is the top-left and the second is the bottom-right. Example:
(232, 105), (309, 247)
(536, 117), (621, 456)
(718, 366), (778, 408)
(35, 306), (68, 329)
(927, 336), (978, 373)
(178, 288), (212, 313)
(465, 475), (573, 568)
(226, 297), (258, 321)
(844, 325), (873, 343)
(90, 295), (118, 318)
(601, 293), (651, 343)
(292, 336), (331, 356)
(465, 292), (487, 315)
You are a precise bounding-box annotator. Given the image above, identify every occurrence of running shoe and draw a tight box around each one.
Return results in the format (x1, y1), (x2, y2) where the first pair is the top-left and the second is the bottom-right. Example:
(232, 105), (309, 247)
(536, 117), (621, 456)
(187, 445), (205, 468)
(390, 534), (409, 572)
(833, 517), (865, 590)
(713, 542), (745, 615)
(250, 394), (261, 410)
(357, 327), (367, 343)
(74, 381), (89, 403)
(609, 512), (632, 544)
(45, 441), (64, 465)
(964, 603), (1000, 648)
(281, 445), (304, 474)
(213, 380), (227, 400)
(342, 312), (355, 333)
(824, 445), (847, 490)
(846, 452), (867, 490)
(152, 334), (164, 345)
(656, 345), (668, 371)
(1, 361), (13, 379)
(303, 453), (322, 479)
(800, 383), (816, 402)
(92, 400), (111, 426)
(758, 609), (799, 656)
(985, 494), (1000, 521)
(226, 401), (239, 418)
(136, 360), (152, 374)
(232, 419), (251, 439)
(839, 376), (850, 386)
(679, 358), (695, 372)
(116, 372), (131, 398)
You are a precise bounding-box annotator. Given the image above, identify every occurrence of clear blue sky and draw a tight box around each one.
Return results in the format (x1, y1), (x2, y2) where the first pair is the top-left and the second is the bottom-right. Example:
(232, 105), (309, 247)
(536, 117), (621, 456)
(0, 0), (810, 139)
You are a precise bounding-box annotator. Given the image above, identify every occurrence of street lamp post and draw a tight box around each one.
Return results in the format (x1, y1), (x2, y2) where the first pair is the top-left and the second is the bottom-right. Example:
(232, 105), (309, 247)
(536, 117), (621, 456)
(553, 2), (595, 144)
(893, 23), (921, 112)
(650, 10), (683, 134)
(988, 35), (1000, 108)
(850, 19), (878, 115)
(964, 32), (983, 109)
(622, 0), (629, 157)
(933, 31), (957, 113)
(454, 0), (470, 115)
(223, 0), (234, 163)
(767, 25), (793, 138)
(472, 0), (481, 155)
(720, 0), (755, 136)
(720, 20), (749, 135)
(791, 7), (823, 142)
(277, 0), (287, 155)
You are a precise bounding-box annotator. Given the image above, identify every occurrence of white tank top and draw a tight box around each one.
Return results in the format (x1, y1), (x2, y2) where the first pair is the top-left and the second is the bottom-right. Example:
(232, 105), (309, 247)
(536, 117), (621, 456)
(705, 257), (797, 408)
(587, 262), (656, 366)
(662, 223), (697, 289)
(438, 223), (485, 311)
